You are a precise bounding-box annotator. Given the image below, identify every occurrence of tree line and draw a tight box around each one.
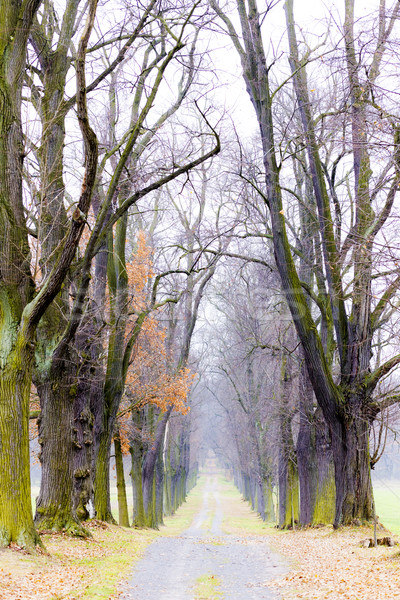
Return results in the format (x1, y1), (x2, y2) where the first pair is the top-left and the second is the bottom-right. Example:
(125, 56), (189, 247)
(202, 0), (400, 529)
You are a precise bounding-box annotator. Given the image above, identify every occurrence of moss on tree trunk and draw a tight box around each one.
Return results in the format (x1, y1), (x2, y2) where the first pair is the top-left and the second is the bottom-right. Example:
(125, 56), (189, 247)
(115, 435), (130, 527)
(0, 337), (42, 549)
(94, 430), (115, 523)
(35, 373), (86, 536)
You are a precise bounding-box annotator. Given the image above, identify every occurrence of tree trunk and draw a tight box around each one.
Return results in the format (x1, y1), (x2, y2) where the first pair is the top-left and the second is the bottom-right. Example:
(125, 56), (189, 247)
(93, 215), (128, 522)
(114, 435), (130, 527)
(155, 448), (164, 526)
(263, 478), (276, 522)
(72, 389), (94, 523)
(73, 391), (95, 520)
(278, 351), (299, 528)
(0, 339), (41, 549)
(142, 408), (172, 527)
(296, 360), (316, 525)
(278, 421), (299, 528)
(35, 359), (85, 535)
(256, 475), (265, 520)
(32, 0), (92, 530)
(0, 0), (42, 549)
(312, 408), (335, 525)
(70, 319), (101, 522)
(163, 445), (173, 516)
(130, 410), (146, 527)
(94, 428), (115, 523)
(335, 402), (373, 525)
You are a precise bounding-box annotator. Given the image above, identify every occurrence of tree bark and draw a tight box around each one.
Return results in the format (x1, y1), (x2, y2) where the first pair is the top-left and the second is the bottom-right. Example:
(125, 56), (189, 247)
(0, 0), (50, 549)
(296, 360), (315, 525)
(142, 408), (172, 526)
(0, 338), (41, 549)
(334, 402), (373, 524)
(94, 428), (115, 523)
(72, 322), (98, 522)
(35, 359), (84, 535)
(278, 353), (299, 528)
(114, 434), (130, 527)
(312, 409), (335, 525)
(130, 409), (146, 526)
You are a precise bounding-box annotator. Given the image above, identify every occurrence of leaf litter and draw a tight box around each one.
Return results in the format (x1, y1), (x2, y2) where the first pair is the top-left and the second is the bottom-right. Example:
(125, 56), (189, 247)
(0, 522), (156, 600)
(267, 525), (400, 599)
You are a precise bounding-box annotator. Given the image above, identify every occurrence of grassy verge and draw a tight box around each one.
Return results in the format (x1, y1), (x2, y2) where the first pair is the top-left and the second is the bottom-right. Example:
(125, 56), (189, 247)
(217, 476), (275, 536)
(2, 477), (207, 600)
(160, 476), (206, 536)
(0, 523), (158, 600)
(219, 474), (400, 539)
(217, 475), (400, 600)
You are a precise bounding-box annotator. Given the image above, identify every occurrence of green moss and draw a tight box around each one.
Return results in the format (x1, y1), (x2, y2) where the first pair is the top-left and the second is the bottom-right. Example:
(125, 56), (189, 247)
(282, 463), (299, 529)
(74, 468), (90, 479)
(312, 466), (336, 525)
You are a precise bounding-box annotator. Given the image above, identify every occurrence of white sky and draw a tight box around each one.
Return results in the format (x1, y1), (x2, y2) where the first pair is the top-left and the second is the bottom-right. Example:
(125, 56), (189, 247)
(206, 0), (392, 137)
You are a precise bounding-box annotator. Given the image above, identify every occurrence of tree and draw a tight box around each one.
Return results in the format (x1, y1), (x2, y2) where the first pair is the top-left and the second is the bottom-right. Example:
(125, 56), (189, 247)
(0, 0), (220, 548)
(0, 0), (98, 549)
(202, 258), (282, 521)
(113, 246), (195, 526)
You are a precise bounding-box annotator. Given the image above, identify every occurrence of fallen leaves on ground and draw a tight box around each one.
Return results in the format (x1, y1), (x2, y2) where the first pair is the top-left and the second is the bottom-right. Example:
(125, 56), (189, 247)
(268, 525), (400, 599)
(0, 522), (156, 600)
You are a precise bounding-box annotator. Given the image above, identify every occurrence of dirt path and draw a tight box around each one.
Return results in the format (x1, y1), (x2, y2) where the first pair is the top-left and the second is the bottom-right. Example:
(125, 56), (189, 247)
(118, 475), (286, 599)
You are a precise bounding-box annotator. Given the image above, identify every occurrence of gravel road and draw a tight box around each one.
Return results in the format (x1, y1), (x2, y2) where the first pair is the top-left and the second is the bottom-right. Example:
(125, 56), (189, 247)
(118, 475), (287, 599)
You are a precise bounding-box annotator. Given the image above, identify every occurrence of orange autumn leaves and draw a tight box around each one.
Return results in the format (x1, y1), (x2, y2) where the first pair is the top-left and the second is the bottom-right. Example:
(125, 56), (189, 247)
(125, 230), (154, 314)
(120, 231), (194, 420)
(126, 316), (194, 416)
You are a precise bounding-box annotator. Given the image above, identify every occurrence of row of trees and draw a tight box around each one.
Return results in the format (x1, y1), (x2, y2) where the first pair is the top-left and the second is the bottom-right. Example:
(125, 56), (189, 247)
(1, 0), (222, 549)
(201, 0), (400, 528)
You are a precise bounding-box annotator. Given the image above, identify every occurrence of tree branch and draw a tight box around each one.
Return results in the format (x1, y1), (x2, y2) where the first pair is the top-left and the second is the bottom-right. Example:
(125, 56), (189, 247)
(367, 353), (400, 393)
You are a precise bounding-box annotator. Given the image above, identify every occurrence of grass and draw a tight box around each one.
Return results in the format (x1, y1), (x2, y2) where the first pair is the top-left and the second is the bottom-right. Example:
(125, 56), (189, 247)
(219, 474), (400, 540)
(372, 479), (400, 536)
(0, 523), (158, 600)
(68, 525), (158, 600)
(161, 478), (206, 536)
(23, 471), (400, 600)
(193, 573), (223, 600)
(217, 476), (275, 536)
